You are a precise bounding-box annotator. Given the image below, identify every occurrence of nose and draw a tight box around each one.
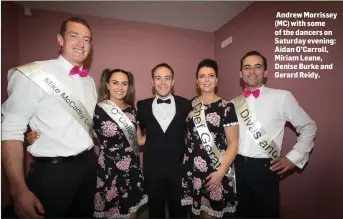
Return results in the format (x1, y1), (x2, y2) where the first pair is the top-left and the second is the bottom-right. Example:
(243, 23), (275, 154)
(250, 67), (257, 74)
(76, 36), (84, 48)
(118, 84), (124, 89)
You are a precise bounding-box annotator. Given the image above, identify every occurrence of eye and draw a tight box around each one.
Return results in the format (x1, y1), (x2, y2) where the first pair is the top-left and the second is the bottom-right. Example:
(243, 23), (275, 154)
(123, 82), (129, 86)
(210, 74), (215, 78)
(112, 81), (118, 85)
(199, 75), (204, 78)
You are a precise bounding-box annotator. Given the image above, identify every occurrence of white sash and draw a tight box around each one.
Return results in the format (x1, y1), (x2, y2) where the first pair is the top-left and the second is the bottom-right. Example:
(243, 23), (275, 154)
(232, 94), (280, 159)
(14, 62), (93, 139)
(191, 97), (236, 192)
(98, 100), (139, 156)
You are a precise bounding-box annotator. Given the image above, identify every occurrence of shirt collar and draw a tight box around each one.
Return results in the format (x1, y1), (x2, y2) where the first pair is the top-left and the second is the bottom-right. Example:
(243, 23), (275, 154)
(57, 55), (84, 73)
(245, 84), (265, 91)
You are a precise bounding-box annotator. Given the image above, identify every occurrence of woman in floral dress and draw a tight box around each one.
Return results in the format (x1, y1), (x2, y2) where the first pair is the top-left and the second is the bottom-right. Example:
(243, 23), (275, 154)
(181, 59), (239, 218)
(93, 69), (147, 218)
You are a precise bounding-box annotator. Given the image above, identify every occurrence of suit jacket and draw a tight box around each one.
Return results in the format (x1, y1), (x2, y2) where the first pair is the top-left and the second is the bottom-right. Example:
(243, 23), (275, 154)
(137, 95), (191, 178)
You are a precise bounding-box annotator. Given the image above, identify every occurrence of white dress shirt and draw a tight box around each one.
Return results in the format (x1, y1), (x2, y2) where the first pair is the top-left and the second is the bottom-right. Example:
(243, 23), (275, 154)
(152, 94), (176, 133)
(2, 55), (98, 157)
(235, 86), (317, 168)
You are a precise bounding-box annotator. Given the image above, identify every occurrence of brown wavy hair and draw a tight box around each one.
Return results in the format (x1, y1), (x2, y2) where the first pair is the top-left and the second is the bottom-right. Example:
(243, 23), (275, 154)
(98, 69), (135, 107)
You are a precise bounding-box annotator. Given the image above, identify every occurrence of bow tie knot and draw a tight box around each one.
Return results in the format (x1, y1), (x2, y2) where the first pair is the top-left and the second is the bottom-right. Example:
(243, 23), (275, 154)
(243, 88), (260, 98)
(157, 98), (171, 104)
(69, 66), (89, 77)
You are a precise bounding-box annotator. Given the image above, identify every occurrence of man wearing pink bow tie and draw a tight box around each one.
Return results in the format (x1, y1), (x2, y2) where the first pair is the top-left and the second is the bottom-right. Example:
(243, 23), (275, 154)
(2, 17), (98, 218)
(232, 51), (317, 218)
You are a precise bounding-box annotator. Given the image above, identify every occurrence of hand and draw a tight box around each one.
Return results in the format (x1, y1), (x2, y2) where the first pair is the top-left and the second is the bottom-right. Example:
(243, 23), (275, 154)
(270, 156), (295, 175)
(205, 171), (224, 192)
(13, 188), (44, 219)
(26, 131), (40, 145)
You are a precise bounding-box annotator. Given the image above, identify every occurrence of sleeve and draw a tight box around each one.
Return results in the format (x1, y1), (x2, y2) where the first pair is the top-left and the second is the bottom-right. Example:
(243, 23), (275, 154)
(1, 69), (42, 141)
(132, 107), (138, 126)
(185, 99), (192, 131)
(223, 102), (239, 127)
(281, 91), (317, 169)
(90, 77), (98, 102)
(136, 101), (146, 131)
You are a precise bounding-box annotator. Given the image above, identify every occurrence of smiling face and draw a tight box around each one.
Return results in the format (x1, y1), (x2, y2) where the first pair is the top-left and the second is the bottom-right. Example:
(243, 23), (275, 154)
(57, 21), (91, 66)
(197, 66), (218, 94)
(240, 55), (267, 90)
(152, 66), (174, 97)
(106, 72), (129, 101)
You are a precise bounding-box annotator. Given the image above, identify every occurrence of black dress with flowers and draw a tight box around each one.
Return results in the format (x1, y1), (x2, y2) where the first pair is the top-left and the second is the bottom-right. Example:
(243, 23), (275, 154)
(93, 105), (147, 218)
(181, 97), (238, 218)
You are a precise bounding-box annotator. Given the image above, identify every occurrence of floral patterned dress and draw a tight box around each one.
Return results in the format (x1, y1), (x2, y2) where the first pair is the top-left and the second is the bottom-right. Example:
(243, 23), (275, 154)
(181, 97), (239, 218)
(93, 105), (147, 218)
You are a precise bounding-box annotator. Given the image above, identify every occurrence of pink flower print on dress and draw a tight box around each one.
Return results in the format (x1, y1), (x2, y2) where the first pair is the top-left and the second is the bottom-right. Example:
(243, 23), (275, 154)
(94, 192), (105, 211)
(219, 99), (229, 107)
(125, 146), (133, 152)
(201, 197), (211, 207)
(206, 112), (220, 127)
(111, 179), (117, 186)
(125, 112), (136, 123)
(193, 177), (202, 190)
(96, 177), (105, 188)
(194, 156), (208, 172)
(101, 121), (118, 137)
(98, 152), (105, 169)
(106, 207), (120, 218)
(210, 132), (216, 142)
(106, 186), (119, 202)
(116, 156), (131, 171)
(209, 185), (223, 201)
(224, 106), (231, 117)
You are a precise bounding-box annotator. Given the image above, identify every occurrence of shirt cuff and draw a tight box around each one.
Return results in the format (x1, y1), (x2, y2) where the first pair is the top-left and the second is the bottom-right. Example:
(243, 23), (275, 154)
(286, 149), (308, 169)
(1, 131), (25, 141)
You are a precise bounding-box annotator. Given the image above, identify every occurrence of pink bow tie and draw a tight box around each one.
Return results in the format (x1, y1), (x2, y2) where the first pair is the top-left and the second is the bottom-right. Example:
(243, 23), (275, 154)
(243, 88), (260, 98)
(69, 66), (88, 77)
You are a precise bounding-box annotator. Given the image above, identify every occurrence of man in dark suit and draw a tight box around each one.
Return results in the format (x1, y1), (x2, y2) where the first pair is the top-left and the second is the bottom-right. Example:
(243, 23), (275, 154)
(137, 63), (191, 218)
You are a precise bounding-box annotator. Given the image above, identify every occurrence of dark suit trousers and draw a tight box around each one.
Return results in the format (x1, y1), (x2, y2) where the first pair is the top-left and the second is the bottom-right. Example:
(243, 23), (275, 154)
(144, 168), (187, 219)
(25, 150), (98, 218)
(234, 154), (280, 218)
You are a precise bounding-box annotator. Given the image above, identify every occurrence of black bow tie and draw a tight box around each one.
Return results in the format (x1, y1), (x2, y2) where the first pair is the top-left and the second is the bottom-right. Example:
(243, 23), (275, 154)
(157, 98), (171, 104)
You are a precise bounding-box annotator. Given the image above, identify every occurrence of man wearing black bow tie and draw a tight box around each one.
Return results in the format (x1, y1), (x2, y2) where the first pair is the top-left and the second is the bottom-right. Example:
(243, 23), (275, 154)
(232, 51), (317, 218)
(137, 63), (191, 218)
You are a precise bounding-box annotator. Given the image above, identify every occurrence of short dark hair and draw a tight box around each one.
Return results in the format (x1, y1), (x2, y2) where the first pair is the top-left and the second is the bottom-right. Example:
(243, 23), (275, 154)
(98, 69), (135, 107)
(151, 63), (174, 79)
(196, 58), (218, 78)
(59, 17), (92, 40)
(240, 51), (267, 71)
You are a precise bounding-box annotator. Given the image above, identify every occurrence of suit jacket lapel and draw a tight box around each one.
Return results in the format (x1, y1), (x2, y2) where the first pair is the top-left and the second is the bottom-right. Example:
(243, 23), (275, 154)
(165, 95), (180, 133)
